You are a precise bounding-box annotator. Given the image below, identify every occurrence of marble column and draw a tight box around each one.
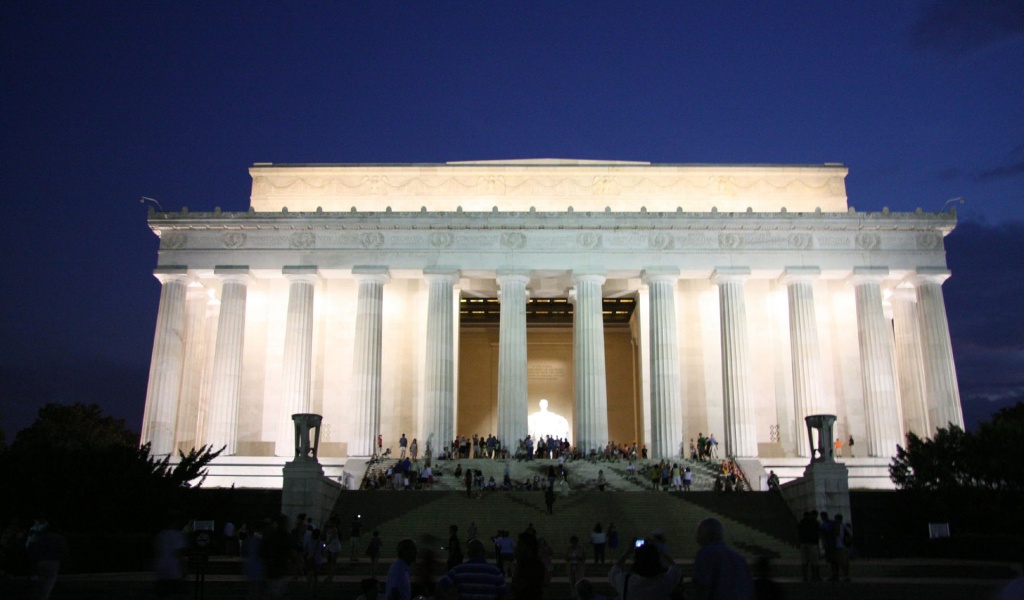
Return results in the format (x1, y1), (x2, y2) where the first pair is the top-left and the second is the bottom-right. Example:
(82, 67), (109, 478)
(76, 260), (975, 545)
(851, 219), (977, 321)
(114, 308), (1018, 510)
(174, 285), (212, 452)
(206, 267), (253, 455)
(276, 266), (321, 457)
(642, 268), (682, 460)
(573, 272), (609, 454)
(142, 267), (193, 456)
(712, 267), (758, 458)
(497, 271), (530, 450)
(422, 268), (460, 455)
(912, 268), (965, 432)
(350, 267), (390, 457)
(781, 267), (825, 458)
(890, 287), (929, 437)
(850, 267), (903, 457)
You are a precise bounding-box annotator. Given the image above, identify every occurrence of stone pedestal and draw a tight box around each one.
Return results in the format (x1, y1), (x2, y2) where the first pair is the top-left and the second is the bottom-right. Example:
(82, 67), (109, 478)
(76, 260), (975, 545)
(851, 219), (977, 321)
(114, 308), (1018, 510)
(781, 414), (851, 521)
(281, 413), (341, 528)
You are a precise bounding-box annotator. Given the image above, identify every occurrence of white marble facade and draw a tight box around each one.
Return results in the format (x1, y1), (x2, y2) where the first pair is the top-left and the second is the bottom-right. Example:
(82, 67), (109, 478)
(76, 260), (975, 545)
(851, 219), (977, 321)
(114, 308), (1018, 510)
(141, 160), (963, 469)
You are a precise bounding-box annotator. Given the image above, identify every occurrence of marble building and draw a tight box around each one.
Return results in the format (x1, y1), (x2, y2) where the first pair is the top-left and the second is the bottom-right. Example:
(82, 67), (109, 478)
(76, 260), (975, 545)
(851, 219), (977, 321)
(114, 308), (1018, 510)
(140, 159), (963, 482)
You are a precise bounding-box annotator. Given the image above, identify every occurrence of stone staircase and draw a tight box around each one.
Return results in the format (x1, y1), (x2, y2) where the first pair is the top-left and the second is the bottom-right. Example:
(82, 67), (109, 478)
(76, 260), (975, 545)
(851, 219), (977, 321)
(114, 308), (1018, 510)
(331, 489), (799, 562)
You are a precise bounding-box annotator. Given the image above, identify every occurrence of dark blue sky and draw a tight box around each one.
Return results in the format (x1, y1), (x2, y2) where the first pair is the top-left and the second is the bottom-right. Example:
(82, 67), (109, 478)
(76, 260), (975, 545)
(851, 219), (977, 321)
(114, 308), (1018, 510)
(2, 2), (1022, 439)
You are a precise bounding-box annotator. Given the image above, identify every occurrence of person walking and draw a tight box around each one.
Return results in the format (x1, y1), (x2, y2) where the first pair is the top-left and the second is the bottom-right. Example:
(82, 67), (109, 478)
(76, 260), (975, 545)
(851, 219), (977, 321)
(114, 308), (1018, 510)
(590, 523), (606, 565)
(565, 535), (586, 598)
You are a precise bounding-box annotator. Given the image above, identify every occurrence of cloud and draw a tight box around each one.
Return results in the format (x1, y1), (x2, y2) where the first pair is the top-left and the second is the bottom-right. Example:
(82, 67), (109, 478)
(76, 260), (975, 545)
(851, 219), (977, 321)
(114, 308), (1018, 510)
(944, 220), (1024, 429)
(911, 0), (1024, 54)
(944, 220), (1024, 350)
(933, 144), (1024, 183)
(975, 159), (1024, 182)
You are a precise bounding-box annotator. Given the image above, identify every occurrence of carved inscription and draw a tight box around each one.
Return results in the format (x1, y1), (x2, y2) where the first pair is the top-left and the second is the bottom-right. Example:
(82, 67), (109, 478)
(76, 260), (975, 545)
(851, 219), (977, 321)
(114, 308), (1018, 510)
(528, 364), (566, 381)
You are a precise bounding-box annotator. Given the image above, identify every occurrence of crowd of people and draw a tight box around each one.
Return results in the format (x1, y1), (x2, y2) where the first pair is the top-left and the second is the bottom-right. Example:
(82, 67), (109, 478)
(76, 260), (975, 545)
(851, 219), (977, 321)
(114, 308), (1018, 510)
(797, 510), (855, 583)
(367, 517), (766, 600)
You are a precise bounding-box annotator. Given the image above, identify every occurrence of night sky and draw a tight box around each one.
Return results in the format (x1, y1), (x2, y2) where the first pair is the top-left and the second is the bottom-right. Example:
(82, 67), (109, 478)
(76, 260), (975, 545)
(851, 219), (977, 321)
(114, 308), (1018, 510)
(2, 2), (1022, 440)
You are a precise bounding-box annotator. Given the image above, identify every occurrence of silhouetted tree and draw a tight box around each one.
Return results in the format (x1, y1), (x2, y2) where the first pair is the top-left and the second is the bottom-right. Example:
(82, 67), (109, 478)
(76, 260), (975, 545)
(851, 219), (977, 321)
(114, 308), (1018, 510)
(890, 403), (1024, 492)
(0, 403), (222, 533)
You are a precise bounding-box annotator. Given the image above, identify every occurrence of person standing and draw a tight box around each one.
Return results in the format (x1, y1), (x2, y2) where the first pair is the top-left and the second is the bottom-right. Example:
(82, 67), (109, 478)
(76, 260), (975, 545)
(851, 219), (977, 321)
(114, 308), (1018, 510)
(385, 538), (417, 600)
(690, 518), (754, 600)
(833, 515), (852, 582)
(797, 511), (821, 582)
(834, 437), (843, 458)
(323, 517), (342, 582)
(367, 531), (383, 577)
(606, 523), (619, 554)
(590, 523), (606, 565)
(446, 525), (464, 570)
(608, 539), (682, 599)
(438, 539), (508, 600)
(565, 536), (586, 598)
(465, 468), (474, 499)
(544, 485), (556, 515)
(511, 533), (546, 599)
(410, 438), (418, 461)
(350, 514), (364, 562)
(848, 435), (855, 457)
(399, 433), (408, 458)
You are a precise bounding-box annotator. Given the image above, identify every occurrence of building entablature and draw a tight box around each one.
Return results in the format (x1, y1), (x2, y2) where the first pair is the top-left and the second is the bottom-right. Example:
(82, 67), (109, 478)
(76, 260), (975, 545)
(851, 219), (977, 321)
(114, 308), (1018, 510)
(150, 208), (955, 283)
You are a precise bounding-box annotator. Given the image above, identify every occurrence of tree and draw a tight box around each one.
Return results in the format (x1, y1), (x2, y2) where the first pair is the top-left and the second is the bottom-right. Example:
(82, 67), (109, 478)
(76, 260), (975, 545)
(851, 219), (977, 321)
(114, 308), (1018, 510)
(890, 402), (1024, 493)
(889, 425), (980, 491)
(0, 403), (222, 532)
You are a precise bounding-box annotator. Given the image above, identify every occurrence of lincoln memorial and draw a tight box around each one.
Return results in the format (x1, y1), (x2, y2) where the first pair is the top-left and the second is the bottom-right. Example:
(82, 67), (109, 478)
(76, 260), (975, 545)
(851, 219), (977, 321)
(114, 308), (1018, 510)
(140, 160), (963, 485)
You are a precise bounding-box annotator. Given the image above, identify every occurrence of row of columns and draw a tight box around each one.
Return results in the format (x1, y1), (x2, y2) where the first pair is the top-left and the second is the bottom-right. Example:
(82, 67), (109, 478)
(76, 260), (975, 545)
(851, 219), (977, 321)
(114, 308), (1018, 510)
(142, 264), (962, 461)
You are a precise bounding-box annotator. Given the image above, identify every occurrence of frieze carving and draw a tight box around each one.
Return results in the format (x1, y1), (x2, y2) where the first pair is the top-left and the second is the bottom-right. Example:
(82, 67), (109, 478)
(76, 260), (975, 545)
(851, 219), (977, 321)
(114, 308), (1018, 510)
(577, 233), (600, 249)
(360, 232), (385, 248)
(677, 233), (715, 247)
(362, 176), (389, 195)
(788, 233), (812, 249)
(742, 233), (788, 247)
(500, 232), (527, 250)
(455, 234), (496, 248)
(817, 235), (851, 248)
(429, 232), (455, 248)
(719, 233), (743, 249)
(251, 172), (844, 200)
(481, 176), (506, 193)
(162, 232), (186, 249)
(221, 232), (246, 249)
(592, 176), (619, 195)
(604, 233), (645, 248)
(855, 233), (880, 250)
(650, 233), (674, 250)
(916, 232), (940, 250)
(290, 232), (315, 249)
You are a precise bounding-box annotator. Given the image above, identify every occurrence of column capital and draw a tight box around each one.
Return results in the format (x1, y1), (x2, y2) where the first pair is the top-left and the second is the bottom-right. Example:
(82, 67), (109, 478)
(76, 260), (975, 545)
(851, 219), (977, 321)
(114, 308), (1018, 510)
(496, 270), (530, 286)
(186, 285), (210, 301)
(215, 266), (254, 286)
(283, 265), (322, 285)
(153, 266), (192, 285)
(779, 266), (821, 285)
(641, 267), (680, 285)
(848, 266), (889, 286)
(352, 265), (390, 285)
(572, 270), (606, 285)
(889, 286), (917, 303)
(711, 266), (750, 285)
(423, 267), (461, 285)
(911, 267), (951, 286)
